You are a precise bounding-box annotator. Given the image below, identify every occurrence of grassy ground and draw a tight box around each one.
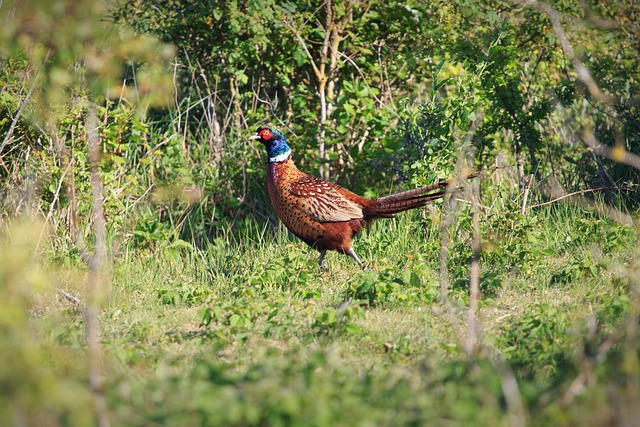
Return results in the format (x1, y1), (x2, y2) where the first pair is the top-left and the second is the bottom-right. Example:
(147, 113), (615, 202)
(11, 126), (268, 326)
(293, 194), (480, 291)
(1, 198), (639, 426)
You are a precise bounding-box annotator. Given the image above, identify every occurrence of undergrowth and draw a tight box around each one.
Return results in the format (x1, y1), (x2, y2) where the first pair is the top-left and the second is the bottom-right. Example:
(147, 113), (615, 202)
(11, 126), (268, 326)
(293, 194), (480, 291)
(2, 0), (640, 424)
(2, 198), (638, 426)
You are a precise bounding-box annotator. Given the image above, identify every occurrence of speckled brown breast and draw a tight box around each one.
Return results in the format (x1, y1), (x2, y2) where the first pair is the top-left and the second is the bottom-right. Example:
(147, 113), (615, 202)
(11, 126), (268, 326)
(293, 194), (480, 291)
(266, 159), (369, 252)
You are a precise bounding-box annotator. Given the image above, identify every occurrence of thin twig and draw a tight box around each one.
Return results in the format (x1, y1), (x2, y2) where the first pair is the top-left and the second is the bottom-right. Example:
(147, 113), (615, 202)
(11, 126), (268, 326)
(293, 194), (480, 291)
(521, 174), (534, 215)
(15, 146), (32, 215)
(525, 185), (637, 210)
(574, 193), (634, 226)
(280, 16), (321, 81)
(37, 150), (74, 248)
(439, 110), (484, 352)
(337, 51), (398, 119)
(438, 185), (458, 305)
(560, 337), (614, 407)
(57, 289), (80, 305)
(0, 70), (39, 158)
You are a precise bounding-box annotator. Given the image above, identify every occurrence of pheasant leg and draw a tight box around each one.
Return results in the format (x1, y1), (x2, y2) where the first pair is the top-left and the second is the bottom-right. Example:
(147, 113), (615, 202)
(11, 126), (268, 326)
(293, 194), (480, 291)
(347, 248), (365, 270)
(318, 250), (328, 270)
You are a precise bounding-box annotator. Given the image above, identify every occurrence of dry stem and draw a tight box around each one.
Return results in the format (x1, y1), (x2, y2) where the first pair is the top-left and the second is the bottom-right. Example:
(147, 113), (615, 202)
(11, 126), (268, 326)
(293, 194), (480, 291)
(86, 104), (110, 427)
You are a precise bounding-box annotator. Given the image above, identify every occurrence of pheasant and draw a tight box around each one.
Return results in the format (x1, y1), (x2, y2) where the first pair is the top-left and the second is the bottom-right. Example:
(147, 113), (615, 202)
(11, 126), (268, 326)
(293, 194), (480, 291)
(250, 125), (476, 269)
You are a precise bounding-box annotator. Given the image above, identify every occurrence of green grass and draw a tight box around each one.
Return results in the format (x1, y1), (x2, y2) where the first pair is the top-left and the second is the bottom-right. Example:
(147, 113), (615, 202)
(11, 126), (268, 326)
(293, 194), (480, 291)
(1, 201), (639, 426)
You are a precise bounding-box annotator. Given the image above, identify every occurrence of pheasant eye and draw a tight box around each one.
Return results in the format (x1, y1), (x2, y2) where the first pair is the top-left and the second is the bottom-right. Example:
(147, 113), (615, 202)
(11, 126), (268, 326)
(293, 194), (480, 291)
(260, 129), (273, 139)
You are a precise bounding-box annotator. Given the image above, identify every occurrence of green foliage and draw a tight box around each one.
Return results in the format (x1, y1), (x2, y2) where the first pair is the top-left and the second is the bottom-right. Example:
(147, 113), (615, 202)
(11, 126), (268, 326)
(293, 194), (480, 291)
(312, 303), (365, 336)
(1, 0), (174, 119)
(393, 60), (489, 186)
(3, 0), (639, 254)
(347, 266), (439, 306)
(107, 352), (512, 426)
(0, 222), (94, 425)
(2, 200), (640, 426)
(113, 0), (436, 186)
(2, 1), (640, 426)
(498, 302), (575, 380)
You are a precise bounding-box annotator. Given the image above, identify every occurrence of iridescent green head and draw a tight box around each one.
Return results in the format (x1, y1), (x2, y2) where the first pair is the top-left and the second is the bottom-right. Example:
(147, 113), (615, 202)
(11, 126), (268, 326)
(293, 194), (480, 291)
(249, 126), (292, 163)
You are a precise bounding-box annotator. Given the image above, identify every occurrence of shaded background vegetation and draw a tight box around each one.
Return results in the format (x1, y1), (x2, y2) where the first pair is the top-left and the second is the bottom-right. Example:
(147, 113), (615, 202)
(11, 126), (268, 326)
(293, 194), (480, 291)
(2, 0), (639, 248)
(1, 0), (639, 426)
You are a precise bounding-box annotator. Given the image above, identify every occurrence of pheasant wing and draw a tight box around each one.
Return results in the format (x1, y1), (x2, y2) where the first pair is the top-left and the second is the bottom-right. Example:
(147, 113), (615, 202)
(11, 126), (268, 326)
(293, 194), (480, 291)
(289, 177), (363, 222)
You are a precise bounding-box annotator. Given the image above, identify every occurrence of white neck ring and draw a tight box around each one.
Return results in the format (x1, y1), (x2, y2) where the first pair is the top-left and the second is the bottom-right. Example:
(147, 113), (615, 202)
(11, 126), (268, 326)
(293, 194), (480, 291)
(269, 150), (291, 163)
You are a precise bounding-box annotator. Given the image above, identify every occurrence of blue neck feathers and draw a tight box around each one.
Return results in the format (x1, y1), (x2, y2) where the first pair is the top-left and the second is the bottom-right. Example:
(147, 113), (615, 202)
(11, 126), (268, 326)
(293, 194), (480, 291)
(266, 132), (292, 163)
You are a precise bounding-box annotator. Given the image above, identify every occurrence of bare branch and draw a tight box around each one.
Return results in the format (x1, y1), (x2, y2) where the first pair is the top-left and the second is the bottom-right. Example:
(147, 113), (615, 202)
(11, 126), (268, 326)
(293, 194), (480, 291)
(578, 0), (619, 30)
(496, 360), (527, 427)
(582, 128), (640, 170)
(463, 110), (484, 359)
(85, 104), (111, 427)
(465, 177), (481, 357)
(526, 185), (639, 210)
(514, 0), (612, 103)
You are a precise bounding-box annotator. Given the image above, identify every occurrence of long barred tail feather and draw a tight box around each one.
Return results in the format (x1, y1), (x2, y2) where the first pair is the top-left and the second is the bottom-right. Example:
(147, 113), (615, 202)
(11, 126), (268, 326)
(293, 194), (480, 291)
(371, 190), (448, 216)
(369, 171), (482, 216)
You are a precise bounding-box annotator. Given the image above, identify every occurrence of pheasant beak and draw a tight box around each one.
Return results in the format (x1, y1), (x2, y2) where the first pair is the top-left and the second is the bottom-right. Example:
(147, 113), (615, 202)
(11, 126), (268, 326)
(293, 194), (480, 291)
(249, 133), (261, 141)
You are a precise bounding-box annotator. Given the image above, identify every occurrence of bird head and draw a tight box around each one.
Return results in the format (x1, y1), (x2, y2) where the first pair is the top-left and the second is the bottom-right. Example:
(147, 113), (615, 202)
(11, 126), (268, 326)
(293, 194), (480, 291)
(250, 126), (292, 163)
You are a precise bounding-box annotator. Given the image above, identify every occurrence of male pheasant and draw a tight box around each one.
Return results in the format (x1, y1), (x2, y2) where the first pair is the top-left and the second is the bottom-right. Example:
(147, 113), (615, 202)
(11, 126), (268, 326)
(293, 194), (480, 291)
(251, 125), (475, 269)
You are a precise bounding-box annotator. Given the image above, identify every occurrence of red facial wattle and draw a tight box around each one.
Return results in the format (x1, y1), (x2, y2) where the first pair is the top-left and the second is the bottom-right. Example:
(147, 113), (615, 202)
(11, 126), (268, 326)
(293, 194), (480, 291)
(260, 129), (273, 140)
